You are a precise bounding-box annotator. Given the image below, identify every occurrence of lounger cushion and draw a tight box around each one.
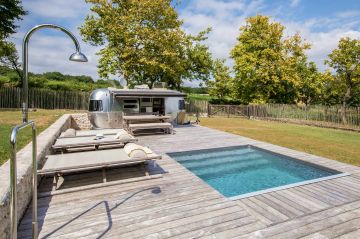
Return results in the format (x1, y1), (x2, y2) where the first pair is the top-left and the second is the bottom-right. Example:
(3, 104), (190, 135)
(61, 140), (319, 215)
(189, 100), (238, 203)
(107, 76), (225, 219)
(123, 143), (153, 155)
(114, 131), (133, 141)
(62, 128), (76, 137)
(142, 146), (153, 154)
(124, 143), (149, 159)
(39, 148), (161, 175)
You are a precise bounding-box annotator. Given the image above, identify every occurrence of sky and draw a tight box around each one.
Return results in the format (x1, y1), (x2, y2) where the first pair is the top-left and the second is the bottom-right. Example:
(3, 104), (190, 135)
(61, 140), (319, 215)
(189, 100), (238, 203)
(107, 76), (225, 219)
(10, 0), (360, 85)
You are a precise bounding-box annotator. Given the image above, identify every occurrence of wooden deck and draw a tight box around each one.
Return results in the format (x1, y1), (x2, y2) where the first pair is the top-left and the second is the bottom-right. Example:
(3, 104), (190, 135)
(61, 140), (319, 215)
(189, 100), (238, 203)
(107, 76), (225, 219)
(18, 125), (360, 238)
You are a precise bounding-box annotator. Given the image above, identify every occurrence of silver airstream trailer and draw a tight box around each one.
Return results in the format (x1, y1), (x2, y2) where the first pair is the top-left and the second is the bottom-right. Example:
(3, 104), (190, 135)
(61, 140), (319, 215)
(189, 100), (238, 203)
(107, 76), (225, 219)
(88, 86), (187, 128)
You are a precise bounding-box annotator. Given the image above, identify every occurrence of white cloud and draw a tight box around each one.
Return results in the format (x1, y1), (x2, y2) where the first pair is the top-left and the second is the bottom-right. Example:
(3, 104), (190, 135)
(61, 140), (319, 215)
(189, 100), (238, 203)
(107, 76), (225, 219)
(180, 0), (266, 68)
(180, 0), (360, 74)
(10, 0), (101, 80)
(290, 0), (301, 8)
(17, 33), (100, 78)
(284, 17), (360, 70)
(190, 0), (246, 16)
(336, 10), (360, 18)
(24, 0), (89, 19)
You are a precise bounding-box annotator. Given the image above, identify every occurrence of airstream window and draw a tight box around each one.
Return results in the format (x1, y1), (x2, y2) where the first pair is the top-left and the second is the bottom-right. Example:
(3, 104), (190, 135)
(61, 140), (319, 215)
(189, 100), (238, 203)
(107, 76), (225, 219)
(122, 98), (139, 112)
(179, 100), (185, 110)
(89, 100), (103, 111)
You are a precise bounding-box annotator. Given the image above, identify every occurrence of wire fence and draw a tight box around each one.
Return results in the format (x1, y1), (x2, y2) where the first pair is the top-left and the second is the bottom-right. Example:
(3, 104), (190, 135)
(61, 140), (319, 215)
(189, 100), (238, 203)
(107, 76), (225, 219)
(186, 99), (360, 127)
(1, 89), (359, 127)
(0, 87), (90, 110)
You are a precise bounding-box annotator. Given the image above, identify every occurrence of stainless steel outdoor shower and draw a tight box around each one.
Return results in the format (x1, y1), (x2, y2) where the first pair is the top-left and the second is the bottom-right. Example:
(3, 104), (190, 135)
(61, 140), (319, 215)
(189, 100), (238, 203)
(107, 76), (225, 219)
(22, 24), (88, 123)
(10, 24), (88, 239)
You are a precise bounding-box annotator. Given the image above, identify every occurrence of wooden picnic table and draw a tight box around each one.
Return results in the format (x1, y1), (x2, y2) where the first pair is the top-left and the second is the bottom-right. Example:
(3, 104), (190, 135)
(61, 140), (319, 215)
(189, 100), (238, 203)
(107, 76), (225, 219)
(122, 114), (171, 131)
(123, 115), (171, 123)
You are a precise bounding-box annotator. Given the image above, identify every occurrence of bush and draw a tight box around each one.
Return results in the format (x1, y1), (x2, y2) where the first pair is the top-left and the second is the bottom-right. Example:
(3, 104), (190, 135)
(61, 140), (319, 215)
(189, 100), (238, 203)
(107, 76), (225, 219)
(0, 66), (122, 92)
(0, 75), (9, 87)
(209, 98), (244, 105)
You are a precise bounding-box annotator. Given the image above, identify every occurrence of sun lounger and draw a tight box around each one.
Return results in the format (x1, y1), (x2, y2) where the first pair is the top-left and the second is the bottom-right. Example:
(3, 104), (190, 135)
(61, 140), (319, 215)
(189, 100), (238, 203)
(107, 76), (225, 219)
(59, 128), (127, 138)
(39, 145), (161, 190)
(52, 133), (137, 152)
(128, 122), (173, 135)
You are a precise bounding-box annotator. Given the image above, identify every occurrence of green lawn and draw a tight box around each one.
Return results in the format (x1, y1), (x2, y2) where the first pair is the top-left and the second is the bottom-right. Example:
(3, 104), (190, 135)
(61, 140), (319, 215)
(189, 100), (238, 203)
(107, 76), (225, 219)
(187, 93), (213, 101)
(0, 109), (76, 165)
(200, 117), (360, 166)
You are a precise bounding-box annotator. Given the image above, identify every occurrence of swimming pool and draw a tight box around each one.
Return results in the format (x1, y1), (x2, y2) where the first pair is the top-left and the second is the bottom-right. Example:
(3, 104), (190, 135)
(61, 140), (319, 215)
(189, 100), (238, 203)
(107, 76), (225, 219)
(169, 146), (346, 199)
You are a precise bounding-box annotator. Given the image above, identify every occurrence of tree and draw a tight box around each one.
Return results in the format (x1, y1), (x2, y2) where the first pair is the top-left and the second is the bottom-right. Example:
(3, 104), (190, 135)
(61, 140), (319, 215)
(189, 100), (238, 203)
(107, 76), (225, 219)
(325, 37), (360, 124)
(0, 0), (26, 38)
(80, 0), (213, 89)
(295, 62), (318, 105)
(317, 71), (341, 106)
(208, 59), (232, 99)
(0, 0), (26, 79)
(0, 41), (22, 79)
(230, 15), (313, 104)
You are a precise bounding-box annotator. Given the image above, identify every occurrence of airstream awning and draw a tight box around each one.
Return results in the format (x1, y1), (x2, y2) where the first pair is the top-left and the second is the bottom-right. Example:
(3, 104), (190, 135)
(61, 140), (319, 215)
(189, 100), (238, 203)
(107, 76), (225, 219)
(111, 89), (186, 98)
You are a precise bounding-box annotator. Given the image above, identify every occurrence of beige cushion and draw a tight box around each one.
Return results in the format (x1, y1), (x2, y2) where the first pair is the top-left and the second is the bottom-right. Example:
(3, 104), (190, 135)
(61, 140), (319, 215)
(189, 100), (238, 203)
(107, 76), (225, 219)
(142, 146), (153, 154)
(114, 131), (132, 141)
(62, 128), (76, 137)
(124, 143), (149, 159)
(129, 149), (147, 159)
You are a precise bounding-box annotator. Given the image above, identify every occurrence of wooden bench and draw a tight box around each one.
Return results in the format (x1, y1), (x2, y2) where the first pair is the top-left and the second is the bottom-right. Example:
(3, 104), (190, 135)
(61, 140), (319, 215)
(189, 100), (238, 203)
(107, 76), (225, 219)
(128, 122), (173, 135)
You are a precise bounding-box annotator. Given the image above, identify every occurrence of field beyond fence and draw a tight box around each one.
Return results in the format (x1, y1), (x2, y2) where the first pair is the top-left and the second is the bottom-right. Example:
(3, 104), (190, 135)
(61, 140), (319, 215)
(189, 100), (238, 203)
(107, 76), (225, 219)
(186, 99), (360, 128)
(0, 87), (90, 110)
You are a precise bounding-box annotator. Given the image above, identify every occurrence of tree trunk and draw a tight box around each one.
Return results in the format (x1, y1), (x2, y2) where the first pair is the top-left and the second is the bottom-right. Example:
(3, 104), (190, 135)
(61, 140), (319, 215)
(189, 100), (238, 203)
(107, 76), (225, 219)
(341, 99), (347, 124)
(341, 73), (352, 124)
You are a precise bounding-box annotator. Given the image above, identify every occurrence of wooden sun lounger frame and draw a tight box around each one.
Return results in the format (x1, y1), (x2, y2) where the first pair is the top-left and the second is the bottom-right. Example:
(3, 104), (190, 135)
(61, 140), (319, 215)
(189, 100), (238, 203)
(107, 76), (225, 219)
(38, 150), (161, 192)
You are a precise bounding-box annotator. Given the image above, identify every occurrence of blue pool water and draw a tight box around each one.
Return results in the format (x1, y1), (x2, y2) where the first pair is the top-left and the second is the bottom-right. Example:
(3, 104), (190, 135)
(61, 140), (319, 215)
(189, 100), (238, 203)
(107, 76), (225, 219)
(169, 146), (338, 197)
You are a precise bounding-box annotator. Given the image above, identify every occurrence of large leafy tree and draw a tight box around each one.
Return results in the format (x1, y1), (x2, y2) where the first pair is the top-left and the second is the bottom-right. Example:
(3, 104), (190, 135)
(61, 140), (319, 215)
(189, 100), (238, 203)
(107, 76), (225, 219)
(0, 0), (26, 80)
(230, 15), (314, 104)
(80, 0), (213, 89)
(325, 37), (360, 124)
(208, 59), (232, 99)
(0, 0), (26, 78)
(0, 0), (26, 38)
(0, 41), (21, 79)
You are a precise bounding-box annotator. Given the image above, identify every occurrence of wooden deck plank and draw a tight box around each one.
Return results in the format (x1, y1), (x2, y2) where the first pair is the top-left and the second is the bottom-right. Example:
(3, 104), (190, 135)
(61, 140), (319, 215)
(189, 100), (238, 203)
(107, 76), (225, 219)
(238, 200), (360, 239)
(301, 217), (360, 239)
(170, 214), (256, 239)
(260, 193), (305, 216)
(17, 125), (360, 238)
(235, 200), (273, 226)
(244, 197), (289, 223)
(268, 206), (360, 239)
(336, 229), (360, 239)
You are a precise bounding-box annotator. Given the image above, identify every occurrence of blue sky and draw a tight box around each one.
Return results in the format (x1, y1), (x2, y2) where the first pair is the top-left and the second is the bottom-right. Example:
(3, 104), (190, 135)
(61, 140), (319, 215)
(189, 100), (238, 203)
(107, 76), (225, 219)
(11, 0), (360, 84)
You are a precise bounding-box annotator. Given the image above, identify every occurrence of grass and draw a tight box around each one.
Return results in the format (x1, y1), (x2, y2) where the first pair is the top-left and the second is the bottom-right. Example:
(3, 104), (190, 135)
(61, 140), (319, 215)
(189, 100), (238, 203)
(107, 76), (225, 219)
(187, 94), (213, 101)
(199, 117), (360, 166)
(0, 109), (76, 165)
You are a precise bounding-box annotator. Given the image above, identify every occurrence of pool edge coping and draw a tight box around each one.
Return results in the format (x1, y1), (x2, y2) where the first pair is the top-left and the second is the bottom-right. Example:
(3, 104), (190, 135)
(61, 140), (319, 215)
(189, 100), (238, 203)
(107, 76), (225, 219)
(229, 172), (351, 200)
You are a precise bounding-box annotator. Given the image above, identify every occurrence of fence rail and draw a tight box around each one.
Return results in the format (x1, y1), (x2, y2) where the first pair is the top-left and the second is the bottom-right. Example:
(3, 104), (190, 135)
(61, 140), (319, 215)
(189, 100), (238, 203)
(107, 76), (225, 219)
(0, 87), (90, 110)
(2, 89), (359, 127)
(207, 104), (360, 127)
(185, 99), (208, 114)
(185, 99), (360, 127)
